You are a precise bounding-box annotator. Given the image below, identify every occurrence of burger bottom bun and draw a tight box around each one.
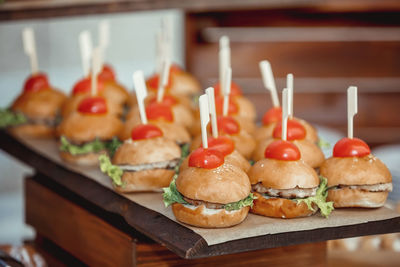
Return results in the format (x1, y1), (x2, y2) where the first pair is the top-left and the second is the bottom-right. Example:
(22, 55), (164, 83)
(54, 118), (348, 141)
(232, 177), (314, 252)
(59, 151), (105, 166)
(116, 169), (175, 193)
(250, 192), (317, 219)
(10, 124), (55, 138)
(327, 188), (389, 208)
(172, 203), (249, 228)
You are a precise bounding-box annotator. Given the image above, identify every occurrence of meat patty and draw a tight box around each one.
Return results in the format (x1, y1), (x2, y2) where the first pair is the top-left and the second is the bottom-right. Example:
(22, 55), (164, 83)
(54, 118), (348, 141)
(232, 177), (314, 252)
(117, 158), (180, 172)
(334, 183), (393, 192)
(252, 182), (318, 199)
(182, 196), (225, 209)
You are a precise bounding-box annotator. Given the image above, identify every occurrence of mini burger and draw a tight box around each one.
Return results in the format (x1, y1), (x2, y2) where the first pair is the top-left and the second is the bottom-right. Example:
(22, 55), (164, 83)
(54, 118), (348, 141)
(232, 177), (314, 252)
(321, 137), (392, 208)
(2, 73), (67, 138)
(163, 146), (255, 228)
(99, 123), (182, 192)
(57, 96), (123, 166)
(248, 140), (334, 218)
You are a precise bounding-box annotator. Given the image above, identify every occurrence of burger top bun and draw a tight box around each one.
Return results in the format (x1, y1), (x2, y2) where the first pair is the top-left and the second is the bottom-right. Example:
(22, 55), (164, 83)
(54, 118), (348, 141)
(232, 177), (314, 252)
(248, 158), (319, 189)
(170, 71), (202, 96)
(12, 89), (66, 119)
(113, 137), (180, 165)
(176, 164), (251, 204)
(57, 112), (122, 143)
(102, 81), (130, 106)
(320, 154), (392, 187)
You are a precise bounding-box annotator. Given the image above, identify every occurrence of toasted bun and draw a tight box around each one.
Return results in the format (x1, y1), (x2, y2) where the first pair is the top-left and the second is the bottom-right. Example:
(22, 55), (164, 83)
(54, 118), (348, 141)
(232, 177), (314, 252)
(59, 151), (106, 166)
(57, 112), (122, 143)
(177, 164), (251, 204)
(250, 192), (317, 218)
(248, 158), (319, 189)
(298, 119), (319, 143)
(252, 138), (325, 168)
(235, 96), (257, 121)
(320, 155), (392, 187)
(172, 203), (249, 228)
(116, 169), (175, 193)
(11, 89), (66, 119)
(171, 71), (202, 96)
(102, 81), (130, 106)
(113, 137), (181, 165)
(9, 124), (55, 138)
(327, 188), (389, 208)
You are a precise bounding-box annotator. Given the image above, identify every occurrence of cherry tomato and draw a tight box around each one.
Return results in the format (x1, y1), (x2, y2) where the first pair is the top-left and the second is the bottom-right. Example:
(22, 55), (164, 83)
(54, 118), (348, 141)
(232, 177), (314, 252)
(146, 64), (182, 91)
(146, 102), (174, 122)
(131, 124), (163, 141)
(188, 147), (224, 169)
(98, 64), (116, 82)
(264, 140), (301, 161)
(208, 136), (235, 156)
(77, 96), (108, 114)
(213, 81), (242, 96)
(215, 95), (239, 115)
(148, 94), (178, 106)
(333, 137), (371, 158)
(262, 107), (282, 125)
(216, 116), (240, 135)
(23, 73), (50, 93)
(72, 77), (105, 96)
(273, 119), (306, 141)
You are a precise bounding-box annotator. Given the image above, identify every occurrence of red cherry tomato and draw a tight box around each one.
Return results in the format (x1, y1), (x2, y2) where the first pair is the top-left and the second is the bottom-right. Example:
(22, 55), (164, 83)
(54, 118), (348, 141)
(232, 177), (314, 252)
(77, 96), (108, 114)
(148, 95), (178, 106)
(98, 64), (116, 82)
(146, 64), (182, 91)
(213, 81), (242, 96)
(188, 147), (224, 169)
(262, 107), (282, 125)
(333, 137), (371, 158)
(273, 119), (306, 141)
(208, 136), (235, 156)
(146, 102), (174, 122)
(23, 73), (50, 93)
(265, 140), (301, 161)
(131, 124), (163, 141)
(215, 95), (239, 115)
(216, 116), (240, 135)
(72, 77), (105, 96)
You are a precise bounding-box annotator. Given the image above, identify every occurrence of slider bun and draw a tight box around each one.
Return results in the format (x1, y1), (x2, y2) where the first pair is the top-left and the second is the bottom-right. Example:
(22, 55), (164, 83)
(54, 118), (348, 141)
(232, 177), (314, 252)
(320, 155), (392, 187)
(57, 112), (122, 143)
(102, 81), (130, 106)
(172, 203), (249, 228)
(176, 164), (251, 204)
(250, 192), (317, 218)
(252, 138), (325, 168)
(189, 114), (256, 136)
(171, 71), (202, 96)
(113, 137), (181, 165)
(116, 169), (175, 193)
(327, 188), (389, 208)
(60, 151), (106, 166)
(248, 158), (319, 189)
(9, 124), (55, 138)
(11, 88), (66, 119)
(235, 96), (257, 121)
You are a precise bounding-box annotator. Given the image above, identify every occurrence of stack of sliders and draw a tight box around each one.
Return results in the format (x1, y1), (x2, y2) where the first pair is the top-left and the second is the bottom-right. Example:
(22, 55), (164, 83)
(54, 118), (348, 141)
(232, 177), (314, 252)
(163, 92), (255, 228)
(248, 88), (334, 219)
(57, 48), (122, 166)
(0, 28), (66, 138)
(321, 87), (392, 208)
(99, 70), (182, 192)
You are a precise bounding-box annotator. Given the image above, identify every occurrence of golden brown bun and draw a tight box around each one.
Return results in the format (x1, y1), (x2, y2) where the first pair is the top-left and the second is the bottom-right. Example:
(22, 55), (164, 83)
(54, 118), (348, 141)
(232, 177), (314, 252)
(172, 203), (249, 228)
(320, 155), (392, 187)
(235, 96), (257, 121)
(11, 88), (66, 119)
(180, 150), (251, 173)
(130, 92), (194, 110)
(9, 124), (55, 138)
(252, 138), (325, 168)
(171, 71), (202, 96)
(327, 188), (389, 208)
(177, 164), (251, 204)
(250, 192), (317, 218)
(57, 112), (122, 143)
(102, 81), (130, 106)
(60, 151), (106, 166)
(248, 158), (319, 189)
(116, 169), (175, 193)
(61, 94), (123, 118)
(113, 137), (181, 165)
(298, 119), (319, 143)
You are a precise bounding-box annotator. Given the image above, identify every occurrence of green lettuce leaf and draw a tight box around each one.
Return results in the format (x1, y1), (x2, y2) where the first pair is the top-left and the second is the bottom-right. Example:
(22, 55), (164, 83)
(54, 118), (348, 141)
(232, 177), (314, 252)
(317, 137), (331, 149)
(296, 176), (334, 218)
(98, 154), (124, 186)
(224, 193), (256, 211)
(0, 109), (27, 128)
(174, 143), (190, 174)
(105, 138), (122, 157)
(60, 136), (106, 155)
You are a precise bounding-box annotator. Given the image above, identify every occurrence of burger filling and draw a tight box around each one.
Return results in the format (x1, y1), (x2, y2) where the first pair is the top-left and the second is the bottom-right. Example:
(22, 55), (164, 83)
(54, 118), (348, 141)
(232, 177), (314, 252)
(117, 158), (180, 172)
(252, 183), (318, 199)
(329, 183), (393, 192)
(60, 136), (122, 157)
(0, 109), (62, 128)
(163, 179), (256, 211)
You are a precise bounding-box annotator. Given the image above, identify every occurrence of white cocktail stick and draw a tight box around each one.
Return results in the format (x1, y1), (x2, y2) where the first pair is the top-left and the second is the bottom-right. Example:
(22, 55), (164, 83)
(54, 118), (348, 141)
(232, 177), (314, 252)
(91, 47), (102, 96)
(219, 36), (230, 88)
(282, 88), (290, 141)
(22, 28), (39, 75)
(133, 71), (148, 124)
(157, 59), (171, 102)
(199, 94), (210, 149)
(259, 60), (279, 107)
(347, 86), (358, 139)
(79, 30), (92, 77)
(99, 20), (110, 68)
(206, 87), (218, 139)
(222, 67), (232, 117)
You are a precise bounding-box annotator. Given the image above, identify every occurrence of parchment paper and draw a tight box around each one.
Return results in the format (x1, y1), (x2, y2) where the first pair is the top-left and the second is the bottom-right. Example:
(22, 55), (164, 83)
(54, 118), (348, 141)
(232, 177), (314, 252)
(18, 137), (400, 246)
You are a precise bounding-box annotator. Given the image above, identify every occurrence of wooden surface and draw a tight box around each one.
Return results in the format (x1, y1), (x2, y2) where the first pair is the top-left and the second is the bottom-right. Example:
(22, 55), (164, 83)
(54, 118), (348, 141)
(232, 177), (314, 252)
(2, 130), (400, 259)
